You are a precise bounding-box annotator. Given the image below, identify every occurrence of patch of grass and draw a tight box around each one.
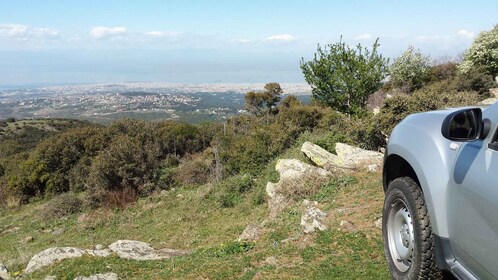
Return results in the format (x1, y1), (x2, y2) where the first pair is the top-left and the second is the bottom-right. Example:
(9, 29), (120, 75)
(0, 168), (388, 279)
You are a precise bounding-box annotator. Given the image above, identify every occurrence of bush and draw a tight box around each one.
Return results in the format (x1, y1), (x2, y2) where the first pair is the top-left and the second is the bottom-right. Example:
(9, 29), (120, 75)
(459, 24), (498, 77)
(173, 152), (213, 186)
(389, 46), (430, 92)
(451, 67), (495, 96)
(41, 192), (83, 219)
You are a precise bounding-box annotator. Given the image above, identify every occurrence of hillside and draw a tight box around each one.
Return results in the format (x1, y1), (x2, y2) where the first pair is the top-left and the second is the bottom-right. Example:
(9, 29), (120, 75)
(0, 154), (388, 279)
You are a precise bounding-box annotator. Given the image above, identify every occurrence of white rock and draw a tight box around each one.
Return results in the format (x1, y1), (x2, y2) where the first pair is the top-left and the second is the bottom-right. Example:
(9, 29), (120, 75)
(301, 204), (328, 233)
(481, 97), (497, 105)
(238, 224), (262, 242)
(374, 218), (382, 229)
(367, 164), (379, 173)
(44, 276), (57, 280)
(25, 247), (85, 274)
(300, 142), (355, 171)
(335, 143), (384, 169)
(74, 273), (118, 280)
(265, 182), (277, 199)
(275, 158), (333, 180)
(373, 107), (380, 115)
(0, 263), (9, 280)
(95, 244), (104, 250)
(85, 249), (112, 257)
(108, 240), (189, 261)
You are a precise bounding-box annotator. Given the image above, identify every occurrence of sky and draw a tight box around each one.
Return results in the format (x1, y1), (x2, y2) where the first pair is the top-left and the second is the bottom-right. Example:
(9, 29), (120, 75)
(0, 0), (497, 87)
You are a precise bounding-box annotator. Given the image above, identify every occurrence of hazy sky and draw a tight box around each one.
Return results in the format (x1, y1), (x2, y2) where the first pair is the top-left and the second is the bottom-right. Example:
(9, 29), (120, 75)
(0, 0), (497, 87)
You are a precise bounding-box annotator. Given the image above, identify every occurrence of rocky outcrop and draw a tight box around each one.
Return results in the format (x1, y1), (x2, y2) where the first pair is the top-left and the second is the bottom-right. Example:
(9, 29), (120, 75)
(25, 247), (86, 274)
(0, 263), (9, 280)
(74, 273), (118, 280)
(301, 142), (355, 172)
(265, 159), (332, 220)
(238, 224), (262, 242)
(302, 142), (383, 172)
(300, 200), (328, 233)
(24, 241), (189, 275)
(108, 240), (190, 261)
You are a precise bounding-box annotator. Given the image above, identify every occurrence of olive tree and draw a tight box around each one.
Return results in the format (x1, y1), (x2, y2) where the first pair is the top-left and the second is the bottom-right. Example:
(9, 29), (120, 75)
(300, 38), (388, 115)
(459, 25), (498, 77)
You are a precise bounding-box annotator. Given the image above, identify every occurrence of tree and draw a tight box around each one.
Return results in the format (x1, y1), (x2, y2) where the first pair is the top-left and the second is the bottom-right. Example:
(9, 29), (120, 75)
(300, 38), (388, 115)
(389, 46), (430, 92)
(459, 24), (498, 77)
(244, 82), (283, 115)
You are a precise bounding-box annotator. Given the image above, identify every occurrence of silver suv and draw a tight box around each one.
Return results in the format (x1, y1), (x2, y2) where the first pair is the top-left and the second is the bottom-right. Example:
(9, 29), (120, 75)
(382, 101), (498, 279)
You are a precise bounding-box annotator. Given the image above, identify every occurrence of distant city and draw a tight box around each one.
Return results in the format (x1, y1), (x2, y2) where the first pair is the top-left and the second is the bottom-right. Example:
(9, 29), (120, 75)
(0, 82), (312, 123)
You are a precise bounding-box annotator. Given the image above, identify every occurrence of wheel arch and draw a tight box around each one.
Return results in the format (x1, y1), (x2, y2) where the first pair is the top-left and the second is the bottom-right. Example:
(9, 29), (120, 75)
(383, 154), (420, 193)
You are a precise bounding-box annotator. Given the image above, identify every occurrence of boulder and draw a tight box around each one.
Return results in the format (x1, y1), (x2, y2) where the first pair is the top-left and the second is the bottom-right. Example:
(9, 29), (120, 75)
(0, 263), (9, 280)
(108, 240), (190, 261)
(301, 142), (355, 171)
(301, 201), (328, 233)
(238, 224), (262, 242)
(25, 247), (85, 274)
(335, 143), (383, 169)
(74, 273), (118, 280)
(265, 159), (331, 220)
(275, 158), (333, 180)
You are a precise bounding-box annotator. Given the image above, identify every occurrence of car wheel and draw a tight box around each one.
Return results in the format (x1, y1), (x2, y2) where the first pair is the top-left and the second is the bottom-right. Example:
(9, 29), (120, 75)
(382, 177), (441, 279)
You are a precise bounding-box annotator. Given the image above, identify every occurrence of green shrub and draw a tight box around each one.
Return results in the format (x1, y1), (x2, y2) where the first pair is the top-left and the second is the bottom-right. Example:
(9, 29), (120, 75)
(389, 46), (430, 92)
(173, 152), (213, 186)
(41, 192), (83, 219)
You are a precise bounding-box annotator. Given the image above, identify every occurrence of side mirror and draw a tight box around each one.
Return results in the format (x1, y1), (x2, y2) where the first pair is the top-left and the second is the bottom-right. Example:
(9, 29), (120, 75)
(441, 108), (488, 141)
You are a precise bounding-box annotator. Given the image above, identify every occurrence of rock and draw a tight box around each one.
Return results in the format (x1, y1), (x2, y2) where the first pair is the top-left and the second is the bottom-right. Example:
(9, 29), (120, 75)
(339, 220), (356, 232)
(301, 142), (355, 171)
(85, 248), (112, 257)
(22, 236), (34, 243)
(52, 228), (64, 236)
(335, 143), (384, 169)
(265, 159), (331, 221)
(374, 218), (382, 229)
(303, 199), (318, 207)
(25, 247), (85, 274)
(74, 273), (118, 280)
(275, 158), (333, 180)
(367, 164), (380, 173)
(301, 203), (328, 233)
(373, 107), (380, 115)
(44, 276), (56, 280)
(0, 263), (9, 280)
(108, 240), (190, 261)
(95, 244), (104, 250)
(238, 224), (262, 242)
(480, 97), (497, 105)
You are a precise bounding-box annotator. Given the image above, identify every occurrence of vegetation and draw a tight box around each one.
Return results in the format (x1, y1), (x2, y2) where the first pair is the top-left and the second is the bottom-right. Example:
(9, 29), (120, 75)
(459, 24), (498, 77)
(389, 46), (430, 92)
(300, 38), (389, 115)
(0, 30), (496, 279)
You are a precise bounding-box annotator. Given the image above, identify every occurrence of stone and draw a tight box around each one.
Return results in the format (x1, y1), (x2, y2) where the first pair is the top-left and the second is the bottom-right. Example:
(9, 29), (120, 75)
(22, 236), (34, 243)
(367, 164), (380, 173)
(480, 97), (497, 105)
(373, 107), (380, 115)
(0, 263), (9, 280)
(25, 247), (85, 274)
(335, 143), (384, 169)
(374, 218), (382, 229)
(267, 192), (291, 221)
(339, 220), (356, 232)
(275, 158), (333, 180)
(85, 248), (112, 257)
(238, 224), (262, 242)
(44, 276), (56, 280)
(95, 244), (104, 250)
(52, 228), (65, 236)
(301, 142), (355, 171)
(301, 203), (328, 233)
(108, 240), (190, 261)
(74, 273), (118, 280)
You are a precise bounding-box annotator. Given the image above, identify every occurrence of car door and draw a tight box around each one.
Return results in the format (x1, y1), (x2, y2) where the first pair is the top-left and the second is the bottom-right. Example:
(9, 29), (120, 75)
(447, 123), (498, 279)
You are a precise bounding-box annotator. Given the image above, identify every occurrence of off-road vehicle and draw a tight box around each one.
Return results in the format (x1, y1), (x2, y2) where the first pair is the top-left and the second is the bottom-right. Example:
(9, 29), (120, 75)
(382, 102), (498, 279)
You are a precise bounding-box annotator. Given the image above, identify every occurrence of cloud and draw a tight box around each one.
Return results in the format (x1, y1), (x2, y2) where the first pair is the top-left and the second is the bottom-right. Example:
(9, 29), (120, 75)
(0, 23), (58, 40)
(232, 38), (251, 43)
(457, 29), (475, 39)
(354, 33), (372, 40)
(89, 26), (127, 39)
(144, 31), (182, 38)
(267, 34), (297, 42)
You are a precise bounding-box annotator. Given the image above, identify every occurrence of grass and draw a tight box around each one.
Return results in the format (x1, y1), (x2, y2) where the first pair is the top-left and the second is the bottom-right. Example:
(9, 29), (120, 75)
(0, 168), (388, 279)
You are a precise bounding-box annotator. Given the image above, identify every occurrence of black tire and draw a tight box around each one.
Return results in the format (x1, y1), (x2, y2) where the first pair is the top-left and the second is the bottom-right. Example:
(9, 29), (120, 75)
(382, 177), (441, 280)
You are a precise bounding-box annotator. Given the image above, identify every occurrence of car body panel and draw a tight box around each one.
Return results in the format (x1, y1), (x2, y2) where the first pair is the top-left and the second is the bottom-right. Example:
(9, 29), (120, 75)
(384, 101), (498, 278)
